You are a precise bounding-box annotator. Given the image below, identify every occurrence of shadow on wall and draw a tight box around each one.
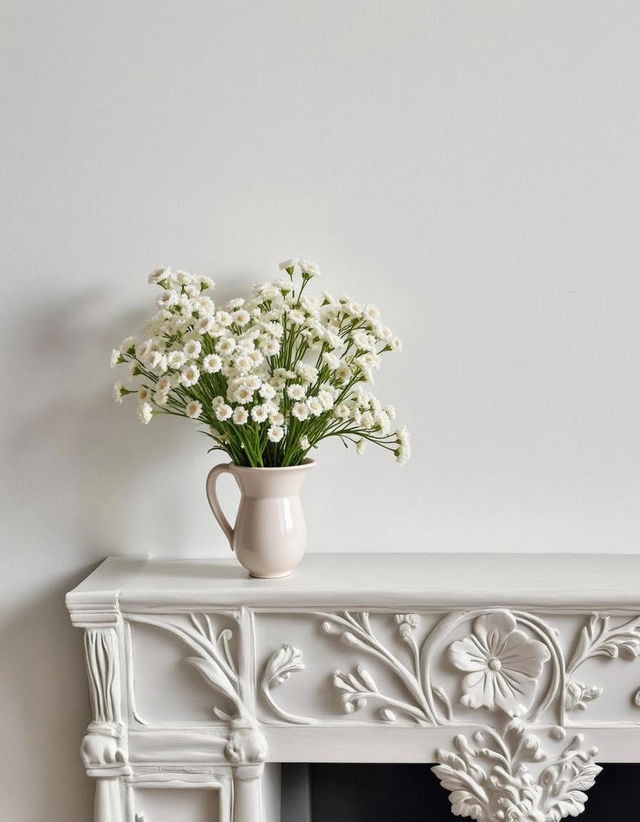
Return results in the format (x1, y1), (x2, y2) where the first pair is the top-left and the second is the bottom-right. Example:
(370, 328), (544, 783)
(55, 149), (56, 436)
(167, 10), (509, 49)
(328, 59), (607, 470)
(0, 567), (97, 821)
(1, 287), (225, 821)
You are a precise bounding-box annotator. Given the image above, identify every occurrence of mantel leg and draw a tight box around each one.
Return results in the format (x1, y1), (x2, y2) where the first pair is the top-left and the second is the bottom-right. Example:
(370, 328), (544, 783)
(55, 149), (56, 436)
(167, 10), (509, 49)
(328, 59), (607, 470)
(95, 777), (125, 822)
(233, 764), (264, 822)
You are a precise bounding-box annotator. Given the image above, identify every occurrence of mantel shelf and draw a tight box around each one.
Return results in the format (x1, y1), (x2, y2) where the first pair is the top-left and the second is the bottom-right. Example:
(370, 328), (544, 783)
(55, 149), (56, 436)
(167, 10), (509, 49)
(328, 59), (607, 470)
(68, 551), (640, 610)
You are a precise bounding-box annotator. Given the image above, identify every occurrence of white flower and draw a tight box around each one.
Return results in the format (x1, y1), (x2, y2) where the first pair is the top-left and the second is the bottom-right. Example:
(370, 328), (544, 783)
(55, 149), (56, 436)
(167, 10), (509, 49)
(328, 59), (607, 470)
(299, 435), (310, 450)
(251, 404), (269, 423)
(395, 426), (411, 464)
(232, 406), (249, 425)
(211, 395), (225, 408)
(322, 352), (340, 371)
(318, 390), (334, 410)
(355, 438), (366, 455)
(174, 269), (194, 286)
(234, 355), (252, 373)
(113, 382), (125, 403)
(361, 410), (374, 429)
(137, 402), (153, 424)
(255, 382), (273, 401)
(199, 275), (215, 290)
(288, 309), (305, 325)
(216, 310), (233, 327)
(157, 289), (178, 308)
(148, 266), (171, 284)
(167, 350), (187, 370)
(185, 400), (202, 419)
(390, 337), (402, 351)
(203, 354), (222, 373)
(144, 350), (163, 370)
(195, 316), (216, 335)
(249, 349), (264, 365)
(335, 364), (351, 383)
(183, 339), (202, 360)
(153, 389), (168, 405)
(299, 259), (321, 277)
(449, 612), (550, 715)
(307, 397), (323, 417)
(279, 258), (297, 271)
(291, 402), (309, 421)
(287, 383), (306, 401)
(261, 337), (280, 356)
(267, 425), (284, 442)
(110, 349), (121, 368)
(180, 364), (200, 387)
(265, 321), (284, 338)
(269, 410), (284, 426)
(246, 374), (261, 390)
(296, 362), (318, 382)
(119, 336), (136, 354)
(216, 337), (236, 356)
(215, 403), (233, 421)
(226, 297), (245, 310)
(137, 385), (152, 402)
(233, 385), (253, 404)
(334, 404), (351, 420)
(232, 309), (251, 327)
(357, 353), (380, 371)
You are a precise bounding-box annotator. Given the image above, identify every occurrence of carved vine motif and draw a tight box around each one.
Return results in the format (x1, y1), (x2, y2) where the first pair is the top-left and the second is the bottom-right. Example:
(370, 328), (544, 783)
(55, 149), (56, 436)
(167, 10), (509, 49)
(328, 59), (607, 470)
(318, 611), (436, 724)
(127, 612), (247, 722)
(261, 645), (315, 725)
(565, 614), (640, 713)
(432, 720), (602, 822)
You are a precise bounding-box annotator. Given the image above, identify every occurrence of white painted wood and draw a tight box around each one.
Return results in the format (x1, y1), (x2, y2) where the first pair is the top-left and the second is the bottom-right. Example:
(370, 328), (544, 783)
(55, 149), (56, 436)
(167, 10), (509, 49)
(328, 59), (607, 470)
(67, 553), (640, 821)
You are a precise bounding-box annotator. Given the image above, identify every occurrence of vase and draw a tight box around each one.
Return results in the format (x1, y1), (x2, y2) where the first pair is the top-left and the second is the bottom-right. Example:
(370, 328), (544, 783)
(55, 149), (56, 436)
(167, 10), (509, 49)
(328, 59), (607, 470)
(206, 460), (315, 578)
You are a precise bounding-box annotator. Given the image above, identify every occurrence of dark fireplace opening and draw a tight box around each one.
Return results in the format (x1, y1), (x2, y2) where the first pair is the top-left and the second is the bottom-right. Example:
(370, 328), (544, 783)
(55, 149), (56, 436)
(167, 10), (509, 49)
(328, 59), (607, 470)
(281, 763), (638, 822)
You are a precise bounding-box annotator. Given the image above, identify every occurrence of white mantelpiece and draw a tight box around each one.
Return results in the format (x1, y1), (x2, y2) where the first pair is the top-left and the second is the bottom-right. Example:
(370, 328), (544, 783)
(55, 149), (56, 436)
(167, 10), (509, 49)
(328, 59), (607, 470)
(67, 553), (640, 821)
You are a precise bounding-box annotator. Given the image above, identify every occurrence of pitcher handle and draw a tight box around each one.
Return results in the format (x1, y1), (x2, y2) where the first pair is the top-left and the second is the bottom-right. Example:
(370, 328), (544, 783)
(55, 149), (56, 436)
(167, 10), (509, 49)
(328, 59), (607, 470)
(206, 463), (236, 551)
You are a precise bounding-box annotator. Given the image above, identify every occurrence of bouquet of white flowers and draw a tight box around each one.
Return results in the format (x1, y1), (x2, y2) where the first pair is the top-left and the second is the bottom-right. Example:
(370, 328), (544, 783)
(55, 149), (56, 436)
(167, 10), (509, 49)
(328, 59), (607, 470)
(111, 259), (409, 468)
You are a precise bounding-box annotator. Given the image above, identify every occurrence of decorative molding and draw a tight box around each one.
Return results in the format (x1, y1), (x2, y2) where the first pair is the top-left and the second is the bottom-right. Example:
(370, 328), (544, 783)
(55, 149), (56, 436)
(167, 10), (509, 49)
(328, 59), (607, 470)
(564, 614), (640, 715)
(565, 681), (603, 712)
(82, 627), (129, 778)
(320, 608), (603, 819)
(81, 727), (130, 778)
(127, 612), (248, 723)
(318, 611), (435, 724)
(433, 720), (601, 822)
(126, 611), (267, 775)
(261, 645), (316, 725)
(67, 554), (640, 822)
(225, 722), (267, 764)
(448, 611), (550, 715)
(85, 628), (122, 727)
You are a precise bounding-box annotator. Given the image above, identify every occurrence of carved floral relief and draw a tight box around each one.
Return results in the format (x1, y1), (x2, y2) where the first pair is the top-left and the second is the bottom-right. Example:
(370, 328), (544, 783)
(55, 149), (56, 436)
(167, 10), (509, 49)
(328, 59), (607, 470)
(448, 611), (550, 715)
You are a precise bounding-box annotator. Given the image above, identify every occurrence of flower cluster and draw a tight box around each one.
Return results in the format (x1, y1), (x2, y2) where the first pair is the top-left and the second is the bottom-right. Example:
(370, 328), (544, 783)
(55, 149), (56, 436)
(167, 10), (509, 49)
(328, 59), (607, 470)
(111, 259), (410, 467)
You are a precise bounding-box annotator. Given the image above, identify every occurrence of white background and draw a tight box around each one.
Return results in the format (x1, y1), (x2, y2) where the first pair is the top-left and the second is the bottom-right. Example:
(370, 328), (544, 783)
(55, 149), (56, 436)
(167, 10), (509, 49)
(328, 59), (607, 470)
(1, 2), (639, 819)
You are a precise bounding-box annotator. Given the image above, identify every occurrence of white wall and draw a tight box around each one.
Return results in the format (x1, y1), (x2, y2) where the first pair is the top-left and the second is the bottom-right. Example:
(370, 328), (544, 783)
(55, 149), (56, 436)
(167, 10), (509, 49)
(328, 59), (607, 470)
(2, 2), (639, 819)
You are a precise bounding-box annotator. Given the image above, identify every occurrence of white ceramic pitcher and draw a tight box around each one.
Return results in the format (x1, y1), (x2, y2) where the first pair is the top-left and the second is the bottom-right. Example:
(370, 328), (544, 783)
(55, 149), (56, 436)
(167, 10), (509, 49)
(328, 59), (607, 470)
(206, 460), (315, 578)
